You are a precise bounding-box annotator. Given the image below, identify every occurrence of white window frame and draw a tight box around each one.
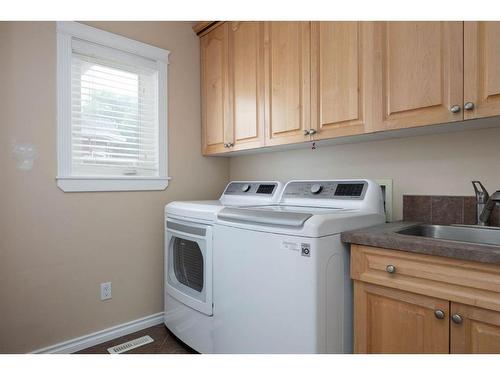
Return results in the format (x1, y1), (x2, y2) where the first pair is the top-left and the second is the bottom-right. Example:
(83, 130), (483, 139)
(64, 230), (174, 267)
(56, 21), (170, 192)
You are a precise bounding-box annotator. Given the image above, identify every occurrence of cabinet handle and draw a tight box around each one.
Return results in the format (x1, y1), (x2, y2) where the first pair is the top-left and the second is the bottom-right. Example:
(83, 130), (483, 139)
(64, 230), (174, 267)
(434, 309), (445, 319)
(450, 105), (461, 113)
(452, 313), (463, 324)
(309, 129), (317, 135)
(386, 264), (396, 274)
(464, 102), (475, 111)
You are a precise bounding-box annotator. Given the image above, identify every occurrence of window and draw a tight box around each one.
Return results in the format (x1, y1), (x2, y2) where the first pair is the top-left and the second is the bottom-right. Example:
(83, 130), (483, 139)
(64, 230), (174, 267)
(56, 22), (170, 192)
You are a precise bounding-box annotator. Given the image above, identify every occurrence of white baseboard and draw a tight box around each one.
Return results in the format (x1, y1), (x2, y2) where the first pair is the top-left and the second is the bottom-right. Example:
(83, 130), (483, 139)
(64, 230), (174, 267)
(31, 312), (164, 354)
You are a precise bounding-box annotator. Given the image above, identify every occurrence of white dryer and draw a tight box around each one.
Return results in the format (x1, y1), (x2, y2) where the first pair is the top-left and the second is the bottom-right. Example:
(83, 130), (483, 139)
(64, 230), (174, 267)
(213, 179), (385, 353)
(164, 181), (283, 353)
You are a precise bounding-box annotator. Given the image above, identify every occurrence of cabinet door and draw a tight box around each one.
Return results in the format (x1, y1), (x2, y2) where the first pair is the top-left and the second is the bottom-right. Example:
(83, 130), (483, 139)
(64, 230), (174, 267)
(264, 22), (311, 146)
(369, 22), (463, 132)
(451, 302), (500, 353)
(354, 281), (449, 354)
(227, 22), (264, 151)
(201, 23), (230, 155)
(310, 22), (374, 140)
(464, 22), (500, 120)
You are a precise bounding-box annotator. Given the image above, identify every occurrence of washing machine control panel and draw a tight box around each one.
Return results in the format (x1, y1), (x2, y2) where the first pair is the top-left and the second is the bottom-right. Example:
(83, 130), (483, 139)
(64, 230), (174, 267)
(224, 182), (278, 196)
(282, 181), (367, 200)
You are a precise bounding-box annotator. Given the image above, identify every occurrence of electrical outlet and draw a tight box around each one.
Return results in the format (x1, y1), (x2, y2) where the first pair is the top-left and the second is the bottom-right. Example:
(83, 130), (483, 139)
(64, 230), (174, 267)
(100, 282), (112, 301)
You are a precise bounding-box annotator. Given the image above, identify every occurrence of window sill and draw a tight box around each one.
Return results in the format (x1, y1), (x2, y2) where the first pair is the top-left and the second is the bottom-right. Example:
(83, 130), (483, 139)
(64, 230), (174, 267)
(56, 176), (171, 192)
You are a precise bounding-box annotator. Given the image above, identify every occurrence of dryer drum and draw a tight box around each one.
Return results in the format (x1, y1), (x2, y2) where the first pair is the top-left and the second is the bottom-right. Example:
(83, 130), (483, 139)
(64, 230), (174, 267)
(173, 237), (204, 292)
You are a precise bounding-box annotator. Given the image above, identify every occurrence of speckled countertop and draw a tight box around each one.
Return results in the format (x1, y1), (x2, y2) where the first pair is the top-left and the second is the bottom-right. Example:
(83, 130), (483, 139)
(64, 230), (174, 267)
(341, 221), (500, 265)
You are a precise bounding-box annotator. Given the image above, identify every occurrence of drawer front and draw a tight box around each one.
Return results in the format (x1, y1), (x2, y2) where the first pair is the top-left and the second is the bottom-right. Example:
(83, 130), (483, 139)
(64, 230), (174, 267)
(351, 245), (500, 312)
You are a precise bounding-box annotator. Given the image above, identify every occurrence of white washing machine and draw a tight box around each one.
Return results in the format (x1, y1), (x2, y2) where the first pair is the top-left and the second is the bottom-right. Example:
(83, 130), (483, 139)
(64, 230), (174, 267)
(164, 181), (283, 353)
(213, 179), (385, 353)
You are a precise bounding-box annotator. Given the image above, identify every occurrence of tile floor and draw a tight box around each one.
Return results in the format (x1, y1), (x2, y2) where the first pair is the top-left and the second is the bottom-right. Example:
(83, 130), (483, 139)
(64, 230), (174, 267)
(76, 324), (196, 354)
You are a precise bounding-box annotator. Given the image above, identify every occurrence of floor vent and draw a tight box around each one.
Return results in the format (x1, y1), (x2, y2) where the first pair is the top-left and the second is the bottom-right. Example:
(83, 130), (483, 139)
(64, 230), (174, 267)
(107, 335), (154, 354)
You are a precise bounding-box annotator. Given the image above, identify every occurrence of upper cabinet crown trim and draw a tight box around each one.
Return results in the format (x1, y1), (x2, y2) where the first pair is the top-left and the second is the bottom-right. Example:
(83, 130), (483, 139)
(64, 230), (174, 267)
(193, 21), (224, 36)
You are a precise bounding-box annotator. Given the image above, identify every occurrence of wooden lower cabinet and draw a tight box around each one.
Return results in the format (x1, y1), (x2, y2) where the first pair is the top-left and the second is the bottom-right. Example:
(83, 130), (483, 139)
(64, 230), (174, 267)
(354, 281), (449, 353)
(351, 244), (500, 354)
(451, 303), (500, 354)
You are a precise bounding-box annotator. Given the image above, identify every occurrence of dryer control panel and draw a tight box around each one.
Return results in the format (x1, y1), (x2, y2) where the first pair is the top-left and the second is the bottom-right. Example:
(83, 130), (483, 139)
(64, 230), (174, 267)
(220, 181), (283, 206)
(223, 182), (278, 196)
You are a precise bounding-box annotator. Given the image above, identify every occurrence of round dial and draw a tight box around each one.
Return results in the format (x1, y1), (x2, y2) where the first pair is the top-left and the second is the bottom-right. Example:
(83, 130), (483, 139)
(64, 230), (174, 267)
(241, 184), (251, 192)
(310, 184), (323, 195)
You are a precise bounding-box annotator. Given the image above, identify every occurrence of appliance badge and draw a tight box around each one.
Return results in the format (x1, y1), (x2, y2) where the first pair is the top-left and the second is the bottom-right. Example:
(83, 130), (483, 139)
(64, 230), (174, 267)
(301, 243), (311, 257)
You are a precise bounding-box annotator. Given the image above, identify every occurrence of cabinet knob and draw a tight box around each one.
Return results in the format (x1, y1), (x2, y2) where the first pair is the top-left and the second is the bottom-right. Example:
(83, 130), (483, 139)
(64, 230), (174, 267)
(464, 102), (475, 111)
(309, 129), (317, 135)
(450, 105), (461, 113)
(228, 143), (234, 148)
(434, 309), (445, 320)
(452, 313), (463, 324)
(386, 264), (396, 274)
(304, 129), (310, 136)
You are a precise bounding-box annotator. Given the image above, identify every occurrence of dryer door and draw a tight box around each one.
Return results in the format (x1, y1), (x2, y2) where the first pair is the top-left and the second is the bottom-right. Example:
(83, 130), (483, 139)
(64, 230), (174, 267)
(165, 218), (213, 316)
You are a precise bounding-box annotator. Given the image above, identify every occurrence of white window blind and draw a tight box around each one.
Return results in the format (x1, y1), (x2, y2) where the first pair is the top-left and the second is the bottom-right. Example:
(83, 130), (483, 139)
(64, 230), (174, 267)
(71, 48), (159, 177)
(57, 22), (169, 192)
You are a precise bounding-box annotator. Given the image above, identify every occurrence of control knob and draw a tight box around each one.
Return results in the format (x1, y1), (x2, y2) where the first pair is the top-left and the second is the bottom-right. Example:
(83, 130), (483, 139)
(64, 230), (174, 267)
(310, 184), (323, 195)
(241, 184), (251, 192)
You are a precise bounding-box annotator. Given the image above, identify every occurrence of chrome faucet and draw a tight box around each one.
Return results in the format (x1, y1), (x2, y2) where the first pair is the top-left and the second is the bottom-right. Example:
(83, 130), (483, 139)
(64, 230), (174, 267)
(472, 181), (500, 226)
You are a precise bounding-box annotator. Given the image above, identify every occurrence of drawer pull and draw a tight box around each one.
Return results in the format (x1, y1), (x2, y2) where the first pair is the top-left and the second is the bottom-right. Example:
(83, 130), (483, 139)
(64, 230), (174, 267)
(452, 314), (463, 324)
(386, 264), (396, 274)
(434, 310), (445, 319)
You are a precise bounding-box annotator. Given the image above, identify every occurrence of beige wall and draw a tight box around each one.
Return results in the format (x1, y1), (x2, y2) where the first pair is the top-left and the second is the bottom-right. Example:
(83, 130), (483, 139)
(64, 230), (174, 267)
(0, 21), (228, 353)
(229, 126), (500, 220)
(2, 20), (500, 354)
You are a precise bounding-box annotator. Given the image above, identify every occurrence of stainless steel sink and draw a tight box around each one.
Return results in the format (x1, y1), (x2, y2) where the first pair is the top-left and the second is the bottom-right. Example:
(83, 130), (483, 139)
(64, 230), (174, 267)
(397, 224), (500, 246)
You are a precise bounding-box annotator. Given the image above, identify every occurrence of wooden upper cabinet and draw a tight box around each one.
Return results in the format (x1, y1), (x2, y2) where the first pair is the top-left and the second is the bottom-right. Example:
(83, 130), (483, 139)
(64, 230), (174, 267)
(227, 22), (264, 151)
(310, 22), (374, 140)
(451, 303), (500, 354)
(354, 282), (450, 354)
(200, 21), (500, 155)
(369, 22), (464, 132)
(264, 22), (311, 146)
(201, 23), (230, 155)
(464, 22), (500, 120)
